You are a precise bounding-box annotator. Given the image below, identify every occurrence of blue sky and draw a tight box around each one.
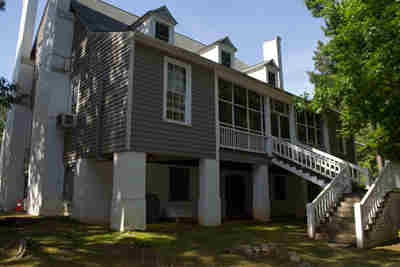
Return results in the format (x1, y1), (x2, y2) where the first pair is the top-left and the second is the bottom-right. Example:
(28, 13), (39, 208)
(0, 0), (325, 95)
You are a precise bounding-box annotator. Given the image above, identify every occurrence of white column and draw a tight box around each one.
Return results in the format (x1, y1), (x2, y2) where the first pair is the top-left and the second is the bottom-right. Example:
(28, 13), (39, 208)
(264, 97), (273, 155)
(252, 164), (271, 221)
(354, 203), (364, 248)
(289, 104), (296, 143)
(264, 96), (271, 137)
(198, 158), (221, 226)
(306, 203), (315, 238)
(111, 152), (146, 231)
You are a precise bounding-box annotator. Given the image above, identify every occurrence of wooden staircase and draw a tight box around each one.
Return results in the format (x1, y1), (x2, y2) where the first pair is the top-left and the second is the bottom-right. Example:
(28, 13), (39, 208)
(219, 128), (398, 248)
(271, 157), (330, 187)
(315, 192), (364, 245)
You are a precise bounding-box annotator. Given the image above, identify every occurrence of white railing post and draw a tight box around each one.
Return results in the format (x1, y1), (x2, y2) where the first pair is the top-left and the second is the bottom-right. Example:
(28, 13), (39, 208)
(307, 203), (315, 238)
(354, 203), (364, 248)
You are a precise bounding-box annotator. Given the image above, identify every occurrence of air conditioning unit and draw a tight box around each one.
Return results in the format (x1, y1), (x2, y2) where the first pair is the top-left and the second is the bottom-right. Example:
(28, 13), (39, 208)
(57, 113), (77, 128)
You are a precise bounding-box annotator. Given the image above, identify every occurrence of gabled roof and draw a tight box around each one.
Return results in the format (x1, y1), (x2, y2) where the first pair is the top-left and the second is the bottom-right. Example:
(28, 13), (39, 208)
(129, 5), (177, 31)
(198, 36), (238, 53)
(151, 6), (178, 25)
(216, 37), (237, 51)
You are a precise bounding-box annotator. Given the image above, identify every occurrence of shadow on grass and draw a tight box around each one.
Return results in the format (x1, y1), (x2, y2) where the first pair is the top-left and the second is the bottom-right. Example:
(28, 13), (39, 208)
(1, 215), (400, 266)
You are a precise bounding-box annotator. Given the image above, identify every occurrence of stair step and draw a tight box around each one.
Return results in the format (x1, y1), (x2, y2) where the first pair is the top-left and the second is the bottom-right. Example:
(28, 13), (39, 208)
(330, 233), (356, 244)
(337, 206), (354, 213)
(339, 202), (358, 208)
(332, 212), (355, 218)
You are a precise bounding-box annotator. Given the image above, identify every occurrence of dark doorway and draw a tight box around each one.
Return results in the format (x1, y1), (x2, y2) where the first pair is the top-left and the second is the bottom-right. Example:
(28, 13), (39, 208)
(225, 175), (247, 218)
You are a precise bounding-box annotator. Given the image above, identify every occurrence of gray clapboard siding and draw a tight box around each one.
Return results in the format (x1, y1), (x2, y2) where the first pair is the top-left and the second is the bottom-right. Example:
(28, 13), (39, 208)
(64, 18), (130, 166)
(131, 43), (216, 159)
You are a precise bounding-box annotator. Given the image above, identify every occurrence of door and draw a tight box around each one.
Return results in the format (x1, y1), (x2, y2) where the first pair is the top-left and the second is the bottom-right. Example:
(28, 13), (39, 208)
(225, 175), (246, 218)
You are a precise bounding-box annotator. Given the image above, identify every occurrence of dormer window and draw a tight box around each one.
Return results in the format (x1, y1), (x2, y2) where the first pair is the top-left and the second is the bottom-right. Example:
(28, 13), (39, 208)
(221, 50), (231, 68)
(155, 21), (170, 42)
(268, 71), (277, 88)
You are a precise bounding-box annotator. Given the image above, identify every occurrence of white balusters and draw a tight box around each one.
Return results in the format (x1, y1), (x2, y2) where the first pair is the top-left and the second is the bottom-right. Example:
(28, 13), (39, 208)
(355, 162), (395, 247)
(220, 126), (266, 153)
(307, 166), (350, 238)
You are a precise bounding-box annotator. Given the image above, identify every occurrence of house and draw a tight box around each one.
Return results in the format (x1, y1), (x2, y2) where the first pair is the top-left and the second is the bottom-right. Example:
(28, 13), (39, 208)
(3, 0), (398, 249)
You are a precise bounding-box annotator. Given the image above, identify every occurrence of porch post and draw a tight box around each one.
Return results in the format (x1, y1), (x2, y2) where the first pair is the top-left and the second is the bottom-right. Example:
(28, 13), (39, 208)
(354, 203), (364, 248)
(307, 203), (315, 238)
(198, 158), (221, 226)
(264, 96), (271, 137)
(289, 104), (296, 143)
(252, 164), (271, 221)
(111, 151), (146, 231)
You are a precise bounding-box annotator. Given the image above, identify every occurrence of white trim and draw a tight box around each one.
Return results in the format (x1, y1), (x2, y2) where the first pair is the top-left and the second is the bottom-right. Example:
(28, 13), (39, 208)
(152, 17), (175, 45)
(215, 71), (220, 161)
(126, 38), (135, 150)
(163, 56), (192, 126)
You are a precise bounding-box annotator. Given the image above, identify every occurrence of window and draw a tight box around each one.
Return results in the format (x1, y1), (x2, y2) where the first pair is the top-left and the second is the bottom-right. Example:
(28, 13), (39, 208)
(273, 175), (287, 200)
(218, 79), (265, 135)
(270, 99), (290, 139)
(164, 57), (192, 125)
(268, 71), (277, 88)
(296, 110), (324, 148)
(169, 167), (190, 201)
(155, 21), (170, 42)
(221, 50), (231, 68)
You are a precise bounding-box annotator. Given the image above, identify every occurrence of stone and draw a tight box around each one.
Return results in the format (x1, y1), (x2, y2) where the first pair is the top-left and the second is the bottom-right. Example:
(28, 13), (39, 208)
(288, 251), (301, 263)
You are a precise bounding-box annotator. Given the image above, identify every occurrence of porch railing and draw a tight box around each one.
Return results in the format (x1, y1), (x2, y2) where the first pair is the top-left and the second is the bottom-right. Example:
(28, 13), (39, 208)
(270, 136), (370, 185)
(354, 161), (396, 248)
(220, 126), (267, 154)
(307, 165), (351, 238)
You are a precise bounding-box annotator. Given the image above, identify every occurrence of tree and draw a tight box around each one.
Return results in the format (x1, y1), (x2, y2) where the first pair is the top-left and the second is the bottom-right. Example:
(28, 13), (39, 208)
(0, 0), (5, 11)
(0, 78), (29, 140)
(304, 0), (400, 161)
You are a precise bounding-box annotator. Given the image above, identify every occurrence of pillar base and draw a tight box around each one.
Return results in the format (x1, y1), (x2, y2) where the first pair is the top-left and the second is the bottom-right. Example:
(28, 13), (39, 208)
(252, 164), (271, 222)
(198, 159), (221, 226)
(111, 152), (146, 231)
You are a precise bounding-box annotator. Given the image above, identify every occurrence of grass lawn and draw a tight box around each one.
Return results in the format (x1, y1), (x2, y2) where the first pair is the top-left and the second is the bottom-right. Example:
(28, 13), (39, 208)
(1, 213), (400, 266)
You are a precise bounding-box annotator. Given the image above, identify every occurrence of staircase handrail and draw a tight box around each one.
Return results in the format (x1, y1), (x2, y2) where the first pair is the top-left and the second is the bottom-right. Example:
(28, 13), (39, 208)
(354, 162), (395, 248)
(295, 141), (370, 186)
(271, 137), (370, 186)
(307, 165), (351, 238)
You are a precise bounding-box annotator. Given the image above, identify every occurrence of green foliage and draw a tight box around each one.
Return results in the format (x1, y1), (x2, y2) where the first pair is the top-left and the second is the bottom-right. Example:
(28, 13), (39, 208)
(305, 0), (400, 160)
(0, 77), (29, 140)
(355, 125), (380, 177)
